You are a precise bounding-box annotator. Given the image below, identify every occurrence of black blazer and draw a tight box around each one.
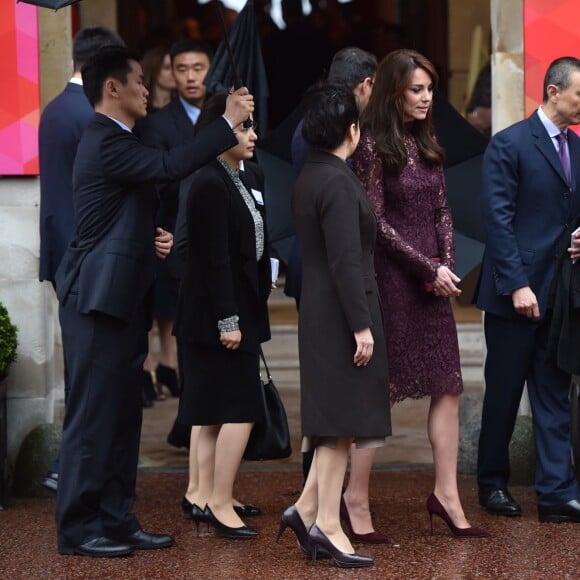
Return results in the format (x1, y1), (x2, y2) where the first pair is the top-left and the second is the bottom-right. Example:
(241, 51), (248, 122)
(55, 113), (237, 322)
(38, 82), (94, 284)
(546, 215), (580, 374)
(174, 159), (272, 353)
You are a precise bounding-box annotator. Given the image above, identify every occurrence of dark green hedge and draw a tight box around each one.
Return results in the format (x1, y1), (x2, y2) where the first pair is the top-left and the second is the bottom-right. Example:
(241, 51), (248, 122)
(0, 301), (18, 378)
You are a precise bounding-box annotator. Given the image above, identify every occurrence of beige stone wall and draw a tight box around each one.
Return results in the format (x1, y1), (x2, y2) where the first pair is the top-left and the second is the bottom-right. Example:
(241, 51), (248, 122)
(447, 0), (525, 132)
(448, 0), (491, 112)
(78, 0), (117, 31)
(490, 0), (524, 134)
(38, 8), (72, 109)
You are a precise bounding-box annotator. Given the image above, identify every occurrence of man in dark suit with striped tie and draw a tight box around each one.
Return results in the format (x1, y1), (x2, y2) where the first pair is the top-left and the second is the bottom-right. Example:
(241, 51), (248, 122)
(475, 56), (580, 523)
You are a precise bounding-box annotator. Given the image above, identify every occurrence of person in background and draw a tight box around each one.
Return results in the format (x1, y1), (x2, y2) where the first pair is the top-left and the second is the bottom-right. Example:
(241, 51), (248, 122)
(137, 38), (214, 410)
(287, 47), (388, 544)
(138, 45), (177, 404)
(277, 81), (390, 569)
(55, 45), (254, 557)
(475, 56), (580, 523)
(38, 25), (125, 493)
(173, 93), (271, 539)
(352, 49), (488, 539)
(141, 46), (176, 114)
(466, 62), (491, 138)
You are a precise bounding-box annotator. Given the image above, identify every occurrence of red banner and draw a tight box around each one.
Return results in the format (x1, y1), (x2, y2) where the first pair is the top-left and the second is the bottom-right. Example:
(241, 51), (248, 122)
(524, 0), (580, 124)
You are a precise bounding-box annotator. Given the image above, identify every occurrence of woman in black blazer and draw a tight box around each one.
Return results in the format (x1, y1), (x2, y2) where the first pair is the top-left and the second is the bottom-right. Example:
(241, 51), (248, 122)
(276, 83), (390, 568)
(173, 93), (272, 538)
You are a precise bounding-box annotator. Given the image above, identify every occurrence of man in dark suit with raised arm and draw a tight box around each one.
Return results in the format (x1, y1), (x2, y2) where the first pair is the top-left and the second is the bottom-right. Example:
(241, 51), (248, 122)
(475, 56), (580, 523)
(55, 45), (254, 558)
(38, 25), (124, 493)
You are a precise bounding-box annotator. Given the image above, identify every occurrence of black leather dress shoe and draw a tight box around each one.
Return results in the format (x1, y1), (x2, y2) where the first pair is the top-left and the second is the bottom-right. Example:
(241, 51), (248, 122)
(40, 471), (58, 492)
(204, 505), (258, 538)
(538, 499), (580, 523)
(121, 529), (175, 550)
(234, 503), (262, 517)
(59, 537), (133, 557)
(479, 489), (522, 516)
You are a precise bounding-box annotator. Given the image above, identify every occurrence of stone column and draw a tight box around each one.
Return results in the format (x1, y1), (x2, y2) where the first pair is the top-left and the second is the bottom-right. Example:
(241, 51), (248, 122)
(488, 0), (527, 416)
(0, 7), (72, 475)
(490, 0), (532, 420)
(490, 0), (524, 133)
(78, 0), (117, 31)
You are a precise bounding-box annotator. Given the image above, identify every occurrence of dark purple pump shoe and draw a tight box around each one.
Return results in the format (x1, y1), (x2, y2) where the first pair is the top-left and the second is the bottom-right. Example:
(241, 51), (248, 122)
(308, 524), (373, 568)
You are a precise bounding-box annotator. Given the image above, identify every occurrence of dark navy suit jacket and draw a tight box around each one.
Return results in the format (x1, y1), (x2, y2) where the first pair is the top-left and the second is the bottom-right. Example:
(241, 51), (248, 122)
(55, 113), (237, 323)
(474, 110), (580, 319)
(38, 82), (93, 284)
(137, 98), (196, 280)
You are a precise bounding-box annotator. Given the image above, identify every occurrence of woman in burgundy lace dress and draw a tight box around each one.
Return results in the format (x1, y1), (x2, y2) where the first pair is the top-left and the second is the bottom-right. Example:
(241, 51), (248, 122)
(352, 49), (488, 538)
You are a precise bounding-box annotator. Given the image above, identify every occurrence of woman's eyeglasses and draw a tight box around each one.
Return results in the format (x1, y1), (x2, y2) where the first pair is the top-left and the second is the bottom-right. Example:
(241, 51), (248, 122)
(241, 119), (257, 131)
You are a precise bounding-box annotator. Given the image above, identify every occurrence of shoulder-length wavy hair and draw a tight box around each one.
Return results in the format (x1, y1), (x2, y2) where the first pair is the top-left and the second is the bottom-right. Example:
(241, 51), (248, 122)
(360, 49), (444, 171)
(141, 46), (172, 112)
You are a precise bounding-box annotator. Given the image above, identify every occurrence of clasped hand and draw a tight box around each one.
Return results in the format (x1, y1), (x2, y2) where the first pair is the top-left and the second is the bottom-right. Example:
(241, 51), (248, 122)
(154, 227), (173, 259)
(432, 265), (461, 298)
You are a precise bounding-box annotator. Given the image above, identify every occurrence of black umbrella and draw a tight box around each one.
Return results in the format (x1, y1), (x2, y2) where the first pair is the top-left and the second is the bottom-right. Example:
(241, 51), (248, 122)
(203, 0), (269, 138)
(16, 0), (80, 8)
(432, 89), (489, 279)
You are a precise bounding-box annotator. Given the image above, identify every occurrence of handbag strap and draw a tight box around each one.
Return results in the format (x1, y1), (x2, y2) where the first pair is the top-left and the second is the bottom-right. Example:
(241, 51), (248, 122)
(259, 346), (272, 381)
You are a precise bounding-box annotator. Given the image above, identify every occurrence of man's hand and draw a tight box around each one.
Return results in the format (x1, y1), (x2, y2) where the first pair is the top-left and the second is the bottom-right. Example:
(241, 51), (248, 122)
(512, 286), (540, 319)
(155, 227), (173, 259)
(224, 87), (255, 129)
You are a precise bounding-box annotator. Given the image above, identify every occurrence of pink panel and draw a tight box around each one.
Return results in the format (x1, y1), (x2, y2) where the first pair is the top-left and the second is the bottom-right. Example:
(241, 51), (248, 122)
(0, 0), (40, 175)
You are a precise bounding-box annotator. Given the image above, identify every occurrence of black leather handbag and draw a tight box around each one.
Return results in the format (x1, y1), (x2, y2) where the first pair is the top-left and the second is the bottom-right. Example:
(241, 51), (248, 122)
(243, 348), (292, 461)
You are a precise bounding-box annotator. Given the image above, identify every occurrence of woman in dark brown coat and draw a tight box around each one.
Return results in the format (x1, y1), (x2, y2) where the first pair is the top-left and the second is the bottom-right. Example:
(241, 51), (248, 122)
(276, 82), (390, 569)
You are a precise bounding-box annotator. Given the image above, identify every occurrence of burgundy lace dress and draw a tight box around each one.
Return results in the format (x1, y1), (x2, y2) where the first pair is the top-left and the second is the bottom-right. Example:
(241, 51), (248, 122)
(352, 129), (463, 403)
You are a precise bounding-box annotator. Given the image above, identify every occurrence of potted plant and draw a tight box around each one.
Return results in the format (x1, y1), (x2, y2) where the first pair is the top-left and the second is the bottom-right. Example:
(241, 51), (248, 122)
(0, 301), (18, 381)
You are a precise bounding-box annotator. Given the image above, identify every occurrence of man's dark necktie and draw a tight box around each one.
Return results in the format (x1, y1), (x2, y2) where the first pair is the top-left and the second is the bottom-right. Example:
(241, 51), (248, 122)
(556, 131), (571, 186)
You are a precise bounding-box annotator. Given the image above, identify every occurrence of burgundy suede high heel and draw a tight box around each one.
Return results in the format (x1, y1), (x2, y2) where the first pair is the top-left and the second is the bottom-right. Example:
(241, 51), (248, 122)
(339, 497), (389, 544)
(426, 492), (489, 538)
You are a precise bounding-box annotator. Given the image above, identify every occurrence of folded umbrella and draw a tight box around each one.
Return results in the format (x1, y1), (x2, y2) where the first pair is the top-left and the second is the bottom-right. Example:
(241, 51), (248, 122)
(16, 0), (81, 8)
(203, 0), (269, 137)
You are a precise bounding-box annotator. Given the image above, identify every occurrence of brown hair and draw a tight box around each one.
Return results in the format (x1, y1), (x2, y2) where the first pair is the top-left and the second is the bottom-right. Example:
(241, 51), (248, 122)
(360, 49), (444, 171)
(141, 46), (171, 112)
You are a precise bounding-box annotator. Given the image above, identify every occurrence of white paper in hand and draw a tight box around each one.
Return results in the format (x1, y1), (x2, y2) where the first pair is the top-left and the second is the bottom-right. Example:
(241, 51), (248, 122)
(270, 258), (279, 283)
(572, 226), (580, 264)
